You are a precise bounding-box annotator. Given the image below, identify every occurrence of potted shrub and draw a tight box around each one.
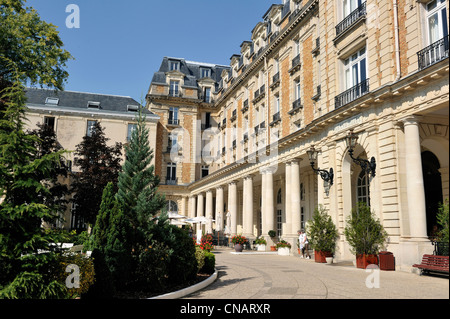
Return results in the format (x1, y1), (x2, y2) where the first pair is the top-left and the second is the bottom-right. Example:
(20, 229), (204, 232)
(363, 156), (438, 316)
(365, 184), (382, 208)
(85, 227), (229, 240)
(231, 234), (247, 252)
(255, 236), (267, 251)
(306, 205), (339, 263)
(268, 230), (277, 251)
(276, 240), (291, 256)
(344, 202), (388, 269)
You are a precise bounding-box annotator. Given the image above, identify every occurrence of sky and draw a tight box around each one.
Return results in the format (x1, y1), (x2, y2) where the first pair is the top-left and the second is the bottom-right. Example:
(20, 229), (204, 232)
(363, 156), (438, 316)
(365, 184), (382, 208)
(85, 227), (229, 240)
(26, 0), (278, 103)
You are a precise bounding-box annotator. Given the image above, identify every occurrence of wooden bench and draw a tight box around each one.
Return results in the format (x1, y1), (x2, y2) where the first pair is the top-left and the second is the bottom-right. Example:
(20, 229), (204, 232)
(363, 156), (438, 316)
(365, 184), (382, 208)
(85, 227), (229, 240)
(412, 254), (449, 276)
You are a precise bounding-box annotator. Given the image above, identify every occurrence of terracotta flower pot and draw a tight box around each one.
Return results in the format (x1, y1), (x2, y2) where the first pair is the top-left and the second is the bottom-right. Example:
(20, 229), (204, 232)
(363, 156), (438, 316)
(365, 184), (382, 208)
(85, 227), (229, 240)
(314, 250), (333, 263)
(270, 246), (277, 251)
(356, 254), (379, 269)
(234, 244), (243, 252)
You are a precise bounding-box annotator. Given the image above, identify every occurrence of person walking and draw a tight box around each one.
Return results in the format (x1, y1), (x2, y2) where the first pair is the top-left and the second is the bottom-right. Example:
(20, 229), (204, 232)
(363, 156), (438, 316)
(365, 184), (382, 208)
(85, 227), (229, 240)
(298, 229), (310, 259)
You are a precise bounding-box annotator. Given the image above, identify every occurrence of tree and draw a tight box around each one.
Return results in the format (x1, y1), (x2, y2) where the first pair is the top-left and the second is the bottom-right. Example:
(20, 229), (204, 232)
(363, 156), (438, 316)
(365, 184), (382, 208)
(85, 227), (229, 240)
(27, 122), (70, 222)
(71, 121), (123, 226)
(116, 109), (165, 246)
(0, 67), (68, 298)
(0, 0), (72, 92)
(306, 205), (339, 254)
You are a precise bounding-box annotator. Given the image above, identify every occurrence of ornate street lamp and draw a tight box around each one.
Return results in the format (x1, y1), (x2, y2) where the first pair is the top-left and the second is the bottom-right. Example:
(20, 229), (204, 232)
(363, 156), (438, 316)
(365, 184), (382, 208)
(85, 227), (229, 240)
(307, 146), (334, 186)
(345, 130), (376, 177)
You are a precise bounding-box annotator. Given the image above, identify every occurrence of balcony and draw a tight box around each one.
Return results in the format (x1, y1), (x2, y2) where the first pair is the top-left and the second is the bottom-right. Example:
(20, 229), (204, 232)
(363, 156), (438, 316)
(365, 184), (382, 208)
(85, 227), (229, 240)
(271, 72), (281, 90)
(288, 98), (303, 115)
(312, 37), (320, 56)
(311, 85), (321, 101)
(253, 85), (266, 103)
(417, 36), (449, 70)
(270, 111), (281, 126)
(335, 79), (369, 109)
(289, 54), (301, 74)
(241, 99), (249, 113)
(230, 109), (237, 122)
(167, 118), (180, 126)
(166, 177), (178, 185)
(335, 2), (366, 38)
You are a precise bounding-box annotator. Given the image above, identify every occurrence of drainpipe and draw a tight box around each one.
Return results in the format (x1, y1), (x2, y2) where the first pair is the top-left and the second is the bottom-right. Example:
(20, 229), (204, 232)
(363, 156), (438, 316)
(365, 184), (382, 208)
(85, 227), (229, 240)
(393, 0), (401, 81)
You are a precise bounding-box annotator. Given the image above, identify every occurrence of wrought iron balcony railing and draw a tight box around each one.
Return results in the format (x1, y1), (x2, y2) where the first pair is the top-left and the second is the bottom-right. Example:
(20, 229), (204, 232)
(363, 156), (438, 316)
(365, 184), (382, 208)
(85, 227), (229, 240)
(335, 2), (366, 37)
(335, 79), (369, 109)
(417, 36), (449, 70)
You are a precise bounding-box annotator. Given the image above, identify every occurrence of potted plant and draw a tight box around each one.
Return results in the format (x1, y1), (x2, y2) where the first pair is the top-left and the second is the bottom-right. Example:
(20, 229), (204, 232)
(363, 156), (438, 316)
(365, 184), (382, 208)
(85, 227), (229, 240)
(231, 234), (247, 252)
(306, 205), (339, 263)
(268, 230), (277, 251)
(255, 236), (267, 251)
(276, 240), (291, 256)
(344, 202), (388, 269)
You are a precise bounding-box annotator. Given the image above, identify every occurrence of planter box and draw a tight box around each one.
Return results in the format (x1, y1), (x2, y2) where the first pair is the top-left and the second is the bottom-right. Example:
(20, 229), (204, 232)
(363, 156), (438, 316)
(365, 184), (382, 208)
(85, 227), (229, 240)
(256, 244), (266, 252)
(356, 254), (379, 269)
(270, 246), (277, 251)
(314, 250), (333, 263)
(277, 247), (290, 256)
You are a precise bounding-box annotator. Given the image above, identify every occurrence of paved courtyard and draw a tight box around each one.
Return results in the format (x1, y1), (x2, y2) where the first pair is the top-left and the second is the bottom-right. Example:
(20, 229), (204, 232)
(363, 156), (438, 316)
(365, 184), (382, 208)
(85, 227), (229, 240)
(185, 247), (449, 299)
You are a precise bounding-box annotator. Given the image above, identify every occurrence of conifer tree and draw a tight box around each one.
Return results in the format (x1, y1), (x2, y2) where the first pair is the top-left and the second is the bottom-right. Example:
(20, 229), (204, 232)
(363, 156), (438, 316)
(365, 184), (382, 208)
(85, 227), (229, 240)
(116, 108), (165, 247)
(0, 63), (67, 298)
(71, 121), (122, 226)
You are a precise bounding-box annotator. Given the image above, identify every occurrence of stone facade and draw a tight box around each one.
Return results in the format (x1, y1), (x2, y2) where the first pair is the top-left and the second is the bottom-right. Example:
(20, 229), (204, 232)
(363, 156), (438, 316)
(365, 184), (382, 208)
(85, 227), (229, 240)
(148, 0), (449, 271)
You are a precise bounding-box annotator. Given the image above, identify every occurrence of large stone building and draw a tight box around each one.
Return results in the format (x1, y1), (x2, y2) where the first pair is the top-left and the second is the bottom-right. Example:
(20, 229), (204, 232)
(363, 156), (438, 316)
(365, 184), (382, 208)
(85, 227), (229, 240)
(147, 0), (449, 271)
(24, 88), (160, 229)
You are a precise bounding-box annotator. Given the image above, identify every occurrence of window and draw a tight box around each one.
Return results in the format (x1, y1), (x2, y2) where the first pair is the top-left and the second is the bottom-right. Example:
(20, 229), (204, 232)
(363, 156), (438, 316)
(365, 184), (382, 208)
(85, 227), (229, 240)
(277, 188), (282, 204)
(204, 87), (211, 103)
(45, 97), (59, 105)
(295, 80), (301, 100)
(86, 120), (97, 137)
(166, 162), (177, 184)
(169, 80), (180, 97)
(357, 170), (370, 207)
(166, 200), (178, 213)
(201, 165), (209, 178)
(343, 47), (367, 90)
(343, 0), (364, 19)
(426, 0), (448, 45)
(169, 60), (180, 71)
(277, 209), (283, 237)
(201, 68), (211, 78)
(168, 107), (179, 125)
(127, 123), (137, 142)
(274, 95), (280, 114)
(87, 101), (100, 109)
(44, 116), (55, 131)
(168, 132), (179, 150)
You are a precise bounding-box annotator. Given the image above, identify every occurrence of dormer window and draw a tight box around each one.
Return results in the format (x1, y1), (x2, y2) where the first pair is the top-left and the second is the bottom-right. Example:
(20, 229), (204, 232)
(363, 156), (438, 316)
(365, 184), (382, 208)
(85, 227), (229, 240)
(169, 60), (180, 71)
(87, 101), (100, 109)
(200, 67), (211, 78)
(127, 105), (140, 112)
(45, 97), (59, 106)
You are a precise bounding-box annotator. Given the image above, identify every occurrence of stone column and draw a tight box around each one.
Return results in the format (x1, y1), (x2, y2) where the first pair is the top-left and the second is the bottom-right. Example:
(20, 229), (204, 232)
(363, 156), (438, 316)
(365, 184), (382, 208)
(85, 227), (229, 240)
(215, 186), (224, 231)
(180, 196), (187, 217)
(228, 181), (238, 236)
(205, 190), (213, 234)
(290, 160), (301, 236)
(261, 168), (275, 238)
(196, 193), (204, 233)
(243, 175), (254, 237)
(284, 162), (292, 236)
(402, 116), (428, 240)
(188, 196), (196, 218)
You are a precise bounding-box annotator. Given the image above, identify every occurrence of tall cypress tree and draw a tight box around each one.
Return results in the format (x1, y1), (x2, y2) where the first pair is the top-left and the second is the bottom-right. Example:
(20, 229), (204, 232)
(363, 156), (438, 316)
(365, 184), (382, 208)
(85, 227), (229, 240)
(116, 108), (165, 248)
(0, 64), (67, 299)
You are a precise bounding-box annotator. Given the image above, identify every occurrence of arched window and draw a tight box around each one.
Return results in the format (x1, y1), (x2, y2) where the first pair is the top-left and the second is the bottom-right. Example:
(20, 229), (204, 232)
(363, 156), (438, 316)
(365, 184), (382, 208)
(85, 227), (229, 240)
(166, 200), (178, 213)
(357, 170), (370, 207)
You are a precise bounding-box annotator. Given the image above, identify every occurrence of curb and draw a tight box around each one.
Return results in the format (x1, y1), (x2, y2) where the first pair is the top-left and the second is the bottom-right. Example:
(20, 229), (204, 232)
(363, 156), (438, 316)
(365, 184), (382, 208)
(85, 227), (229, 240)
(148, 270), (218, 299)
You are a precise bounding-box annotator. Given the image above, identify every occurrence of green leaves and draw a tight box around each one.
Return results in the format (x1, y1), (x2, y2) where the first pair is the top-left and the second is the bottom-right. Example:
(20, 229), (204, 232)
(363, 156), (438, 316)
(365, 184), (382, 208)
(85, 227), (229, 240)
(306, 205), (339, 253)
(344, 202), (388, 255)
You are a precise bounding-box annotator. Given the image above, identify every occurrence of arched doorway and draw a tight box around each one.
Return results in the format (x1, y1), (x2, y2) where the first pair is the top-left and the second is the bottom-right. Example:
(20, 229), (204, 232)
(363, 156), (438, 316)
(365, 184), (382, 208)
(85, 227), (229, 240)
(422, 151), (443, 238)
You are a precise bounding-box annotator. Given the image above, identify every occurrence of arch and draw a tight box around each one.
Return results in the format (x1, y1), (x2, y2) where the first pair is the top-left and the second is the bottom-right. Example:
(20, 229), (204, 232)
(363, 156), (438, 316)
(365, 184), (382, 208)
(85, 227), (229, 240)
(166, 200), (178, 213)
(421, 150), (443, 238)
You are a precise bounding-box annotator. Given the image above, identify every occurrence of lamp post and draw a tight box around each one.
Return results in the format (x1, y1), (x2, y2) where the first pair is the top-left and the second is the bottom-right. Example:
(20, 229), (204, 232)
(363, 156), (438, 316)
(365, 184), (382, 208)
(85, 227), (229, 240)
(345, 130), (376, 177)
(307, 146), (334, 186)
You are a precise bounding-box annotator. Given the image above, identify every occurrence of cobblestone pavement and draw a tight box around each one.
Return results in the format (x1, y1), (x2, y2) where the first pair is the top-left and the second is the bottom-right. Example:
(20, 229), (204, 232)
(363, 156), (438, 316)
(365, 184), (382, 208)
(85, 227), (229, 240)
(185, 247), (449, 299)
